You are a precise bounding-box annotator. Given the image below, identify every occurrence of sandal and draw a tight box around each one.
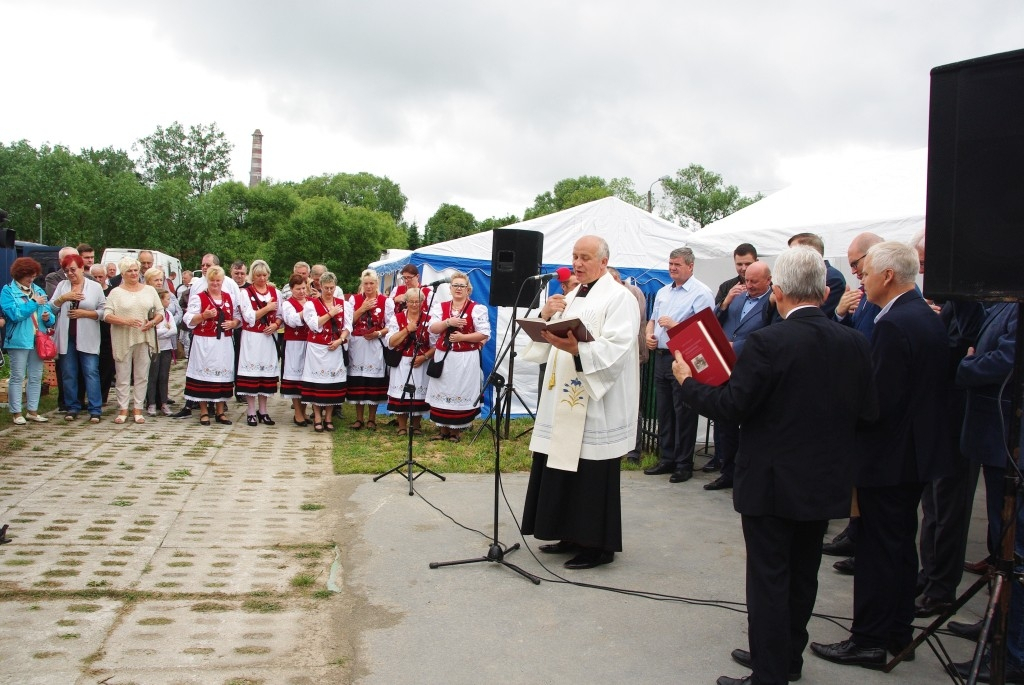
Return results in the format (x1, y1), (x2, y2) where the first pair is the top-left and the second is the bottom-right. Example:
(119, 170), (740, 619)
(411, 428), (424, 436)
(396, 428), (408, 436)
(349, 420), (364, 430)
(365, 421), (377, 430)
(324, 422), (335, 432)
(313, 422), (324, 433)
(64, 413), (78, 421)
(114, 412), (128, 424)
(448, 434), (461, 443)
(429, 435), (447, 442)
(199, 414), (211, 426)
(89, 416), (101, 424)
(133, 410), (146, 424)
(215, 414), (232, 425)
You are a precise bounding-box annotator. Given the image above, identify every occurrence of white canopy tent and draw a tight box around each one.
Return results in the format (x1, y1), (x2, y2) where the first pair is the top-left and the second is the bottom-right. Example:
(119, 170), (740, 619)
(370, 197), (687, 417)
(685, 148), (928, 287)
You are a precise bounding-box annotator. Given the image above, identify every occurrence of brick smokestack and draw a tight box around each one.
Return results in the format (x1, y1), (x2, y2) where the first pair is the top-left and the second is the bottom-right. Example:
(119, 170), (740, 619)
(249, 129), (263, 188)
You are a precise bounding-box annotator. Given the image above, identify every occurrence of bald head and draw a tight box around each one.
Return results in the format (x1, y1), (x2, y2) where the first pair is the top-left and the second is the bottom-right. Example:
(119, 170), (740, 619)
(744, 261), (772, 297)
(847, 232), (884, 279)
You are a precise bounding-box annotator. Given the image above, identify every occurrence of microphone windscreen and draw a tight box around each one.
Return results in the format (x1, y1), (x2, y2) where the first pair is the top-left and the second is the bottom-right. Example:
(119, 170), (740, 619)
(555, 267), (573, 282)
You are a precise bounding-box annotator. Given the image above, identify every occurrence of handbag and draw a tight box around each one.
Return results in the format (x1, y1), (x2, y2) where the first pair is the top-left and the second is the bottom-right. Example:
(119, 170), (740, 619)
(426, 356), (444, 378)
(32, 312), (57, 361)
(380, 337), (402, 367)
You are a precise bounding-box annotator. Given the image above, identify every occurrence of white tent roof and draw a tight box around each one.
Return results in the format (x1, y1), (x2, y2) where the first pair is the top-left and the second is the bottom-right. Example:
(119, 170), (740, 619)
(686, 148), (927, 264)
(416, 196), (687, 273)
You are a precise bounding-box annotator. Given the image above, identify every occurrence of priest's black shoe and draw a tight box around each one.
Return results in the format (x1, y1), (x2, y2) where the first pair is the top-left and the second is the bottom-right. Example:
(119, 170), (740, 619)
(643, 461), (675, 476)
(914, 594), (952, 618)
(833, 556), (855, 574)
(538, 540), (576, 555)
(822, 529), (855, 556)
(563, 549), (614, 569)
(716, 676), (751, 685)
(702, 457), (721, 473)
(731, 648), (801, 681)
(947, 618), (984, 641)
(704, 474), (734, 490)
(810, 639), (886, 668)
(669, 468), (692, 483)
(948, 658), (1024, 683)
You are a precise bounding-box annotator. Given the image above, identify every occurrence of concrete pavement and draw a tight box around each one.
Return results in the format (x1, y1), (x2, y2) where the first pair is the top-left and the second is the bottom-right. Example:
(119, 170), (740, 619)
(0, 362), (993, 684)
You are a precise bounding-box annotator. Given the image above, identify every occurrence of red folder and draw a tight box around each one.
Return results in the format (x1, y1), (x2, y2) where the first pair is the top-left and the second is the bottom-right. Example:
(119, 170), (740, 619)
(666, 307), (736, 386)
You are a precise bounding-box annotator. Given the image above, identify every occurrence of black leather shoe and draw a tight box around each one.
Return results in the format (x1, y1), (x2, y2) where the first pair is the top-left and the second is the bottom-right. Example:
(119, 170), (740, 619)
(833, 556), (855, 575)
(563, 549), (614, 569)
(822, 530), (855, 556)
(170, 407), (193, 419)
(702, 457), (722, 473)
(669, 469), (693, 483)
(538, 540), (576, 554)
(947, 618), (984, 641)
(644, 461), (675, 476)
(731, 648), (801, 681)
(914, 595), (953, 618)
(716, 676), (751, 685)
(704, 474), (734, 490)
(949, 658), (1024, 683)
(810, 639), (886, 669)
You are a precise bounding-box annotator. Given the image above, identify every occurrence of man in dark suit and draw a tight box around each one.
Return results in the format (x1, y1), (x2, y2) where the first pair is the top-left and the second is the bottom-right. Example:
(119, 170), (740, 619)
(812, 241), (951, 669)
(714, 243), (758, 307)
(788, 232), (845, 319)
(704, 260), (773, 491)
(674, 246), (877, 685)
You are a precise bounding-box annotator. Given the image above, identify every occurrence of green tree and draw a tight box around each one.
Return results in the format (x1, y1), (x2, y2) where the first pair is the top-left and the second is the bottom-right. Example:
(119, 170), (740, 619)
(134, 121), (233, 195)
(294, 172), (407, 223)
(476, 214), (520, 232)
(660, 164), (763, 228)
(404, 221), (421, 250)
(423, 203), (477, 245)
(523, 176), (612, 220)
(607, 177), (646, 209)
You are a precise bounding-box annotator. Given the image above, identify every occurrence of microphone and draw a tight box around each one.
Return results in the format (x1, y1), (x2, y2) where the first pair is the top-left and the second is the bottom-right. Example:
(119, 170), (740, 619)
(528, 267), (573, 283)
(428, 277), (451, 287)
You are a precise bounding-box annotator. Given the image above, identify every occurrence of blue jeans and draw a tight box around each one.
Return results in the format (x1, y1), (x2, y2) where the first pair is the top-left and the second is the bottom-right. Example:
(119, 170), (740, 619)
(61, 344), (102, 416)
(7, 347), (44, 415)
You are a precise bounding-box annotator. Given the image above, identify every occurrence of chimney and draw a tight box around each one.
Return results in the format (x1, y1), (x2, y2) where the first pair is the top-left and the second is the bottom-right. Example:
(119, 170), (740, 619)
(249, 129), (263, 188)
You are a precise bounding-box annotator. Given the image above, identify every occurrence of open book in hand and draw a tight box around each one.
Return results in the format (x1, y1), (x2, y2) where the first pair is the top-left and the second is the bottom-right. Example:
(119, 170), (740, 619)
(516, 316), (594, 343)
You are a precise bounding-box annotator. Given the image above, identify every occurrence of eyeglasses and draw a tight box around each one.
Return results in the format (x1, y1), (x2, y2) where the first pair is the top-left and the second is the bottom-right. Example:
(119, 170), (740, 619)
(849, 254), (866, 270)
(450, 284), (468, 289)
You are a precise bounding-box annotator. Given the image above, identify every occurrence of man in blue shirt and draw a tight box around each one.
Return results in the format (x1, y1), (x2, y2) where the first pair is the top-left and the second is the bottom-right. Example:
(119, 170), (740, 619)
(643, 247), (714, 483)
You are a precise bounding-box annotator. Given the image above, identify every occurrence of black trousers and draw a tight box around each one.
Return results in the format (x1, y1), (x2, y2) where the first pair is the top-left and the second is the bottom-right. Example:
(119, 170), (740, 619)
(852, 482), (925, 650)
(742, 515), (828, 685)
(918, 441), (976, 600)
(652, 352), (698, 471)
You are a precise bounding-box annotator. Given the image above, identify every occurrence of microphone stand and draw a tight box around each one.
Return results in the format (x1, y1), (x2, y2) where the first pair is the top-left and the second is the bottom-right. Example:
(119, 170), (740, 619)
(431, 278), (543, 584)
(374, 291), (445, 494)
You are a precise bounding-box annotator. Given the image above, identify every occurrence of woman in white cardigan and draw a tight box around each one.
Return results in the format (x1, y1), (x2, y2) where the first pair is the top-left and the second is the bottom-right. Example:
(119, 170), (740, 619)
(49, 253), (106, 422)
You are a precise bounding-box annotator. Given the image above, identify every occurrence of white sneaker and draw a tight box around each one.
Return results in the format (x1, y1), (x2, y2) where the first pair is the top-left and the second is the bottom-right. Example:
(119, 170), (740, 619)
(26, 414), (49, 423)
(12, 415), (26, 425)
(148, 407), (157, 417)
(161, 405), (172, 416)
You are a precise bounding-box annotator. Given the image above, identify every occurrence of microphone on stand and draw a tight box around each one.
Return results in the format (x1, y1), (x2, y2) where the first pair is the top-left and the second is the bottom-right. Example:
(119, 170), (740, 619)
(428, 277), (451, 287)
(527, 267), (573, 283)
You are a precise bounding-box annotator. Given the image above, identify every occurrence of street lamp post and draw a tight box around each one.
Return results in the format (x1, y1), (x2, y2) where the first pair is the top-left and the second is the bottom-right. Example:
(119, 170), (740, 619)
(34, 203), (42, 242)
(647, 178), (667, 213)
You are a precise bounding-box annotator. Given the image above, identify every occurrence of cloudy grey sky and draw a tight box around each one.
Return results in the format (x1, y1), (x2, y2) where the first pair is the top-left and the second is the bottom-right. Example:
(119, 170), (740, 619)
(4, 1), (1022, 225)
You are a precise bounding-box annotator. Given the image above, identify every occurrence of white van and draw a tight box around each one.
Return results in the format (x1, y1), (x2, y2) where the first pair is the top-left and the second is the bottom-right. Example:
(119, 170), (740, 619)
(100, 248), (184, 289)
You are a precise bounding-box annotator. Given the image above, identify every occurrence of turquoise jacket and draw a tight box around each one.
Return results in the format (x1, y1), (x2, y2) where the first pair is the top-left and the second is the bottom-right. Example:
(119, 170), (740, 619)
(1, 281), (58, 350)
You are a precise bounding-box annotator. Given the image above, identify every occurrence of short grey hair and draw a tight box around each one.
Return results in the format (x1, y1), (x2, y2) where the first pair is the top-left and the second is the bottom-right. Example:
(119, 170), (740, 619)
(319, 271), (337, 288)
(669, 247), (695, 265)
(867, 241), (918, 285)
(772, 247), (826, 302)
(908, 229), (925, 252)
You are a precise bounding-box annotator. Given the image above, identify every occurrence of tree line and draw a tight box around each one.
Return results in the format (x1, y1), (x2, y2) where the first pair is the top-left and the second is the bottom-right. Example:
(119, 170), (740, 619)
(0, 121), (761, 291)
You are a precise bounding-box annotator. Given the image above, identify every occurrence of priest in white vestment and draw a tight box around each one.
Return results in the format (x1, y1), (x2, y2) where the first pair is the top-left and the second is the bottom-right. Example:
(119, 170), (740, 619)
(520, 235), (640, 570)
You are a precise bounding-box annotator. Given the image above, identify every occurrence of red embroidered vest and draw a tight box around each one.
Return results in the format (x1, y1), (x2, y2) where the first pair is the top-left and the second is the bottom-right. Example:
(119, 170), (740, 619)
(437, 300), (480, 352)
(351, 294), (388, 336)
(192, 291), (234, 338)
(306, 297), (345, 346)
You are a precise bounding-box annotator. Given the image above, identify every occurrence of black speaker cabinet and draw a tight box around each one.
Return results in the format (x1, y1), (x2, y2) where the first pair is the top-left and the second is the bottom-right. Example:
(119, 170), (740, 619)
(489, 229), (543, 307)
(925, 48), (1024, 301)
(2, 228), (13, 249)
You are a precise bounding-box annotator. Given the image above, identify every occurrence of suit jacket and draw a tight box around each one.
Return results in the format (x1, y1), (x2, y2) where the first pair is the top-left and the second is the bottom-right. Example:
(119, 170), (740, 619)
(822, 261), (846, 320)
(715, 276), (741, 307)
(957, 302), (1018, 467)
(679, 307), (877, 520)
(716, 290), (770, 357)
(44, 269), (68, 299)
(856, 290), (951, 487)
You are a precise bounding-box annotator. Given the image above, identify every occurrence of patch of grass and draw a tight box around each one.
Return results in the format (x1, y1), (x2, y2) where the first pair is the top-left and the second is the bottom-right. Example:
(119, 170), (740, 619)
(331, 417), (536, 474)
(111, 498), (134, 507)
(290, 573), (315, 588)
(313, 589), (333, 599)
(182, 646), (215, 655)
(83, 460), (107, 467)
(224, 679), (263, 685)
(299, 502), (324, 511)
(241, 598), (283, 614)
(57, 633), (80, 640)
(68, 604), (102, 613)
(191, 602), (232, 612)
(43, 569), (80, 578)
(4, 558), (34, 566)
(234, 645), (272, 655)
(56, 619), (77, 627)
(138, 617), (174, 626)
(86, 580), (110, 588)
(33, 651), (62, 659)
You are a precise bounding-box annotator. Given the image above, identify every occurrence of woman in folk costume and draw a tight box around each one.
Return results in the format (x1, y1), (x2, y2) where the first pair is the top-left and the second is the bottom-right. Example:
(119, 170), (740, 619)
(347, 269), (393, 430)
(280, 272), (311, 426)
(236, 259), (283, 427)
(426, 271), (490, 442)
(301, 271), (350, 433)
(389, 263), (431, 314)
(183, 265), (240, 426)
(385, 285), (435, 436)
